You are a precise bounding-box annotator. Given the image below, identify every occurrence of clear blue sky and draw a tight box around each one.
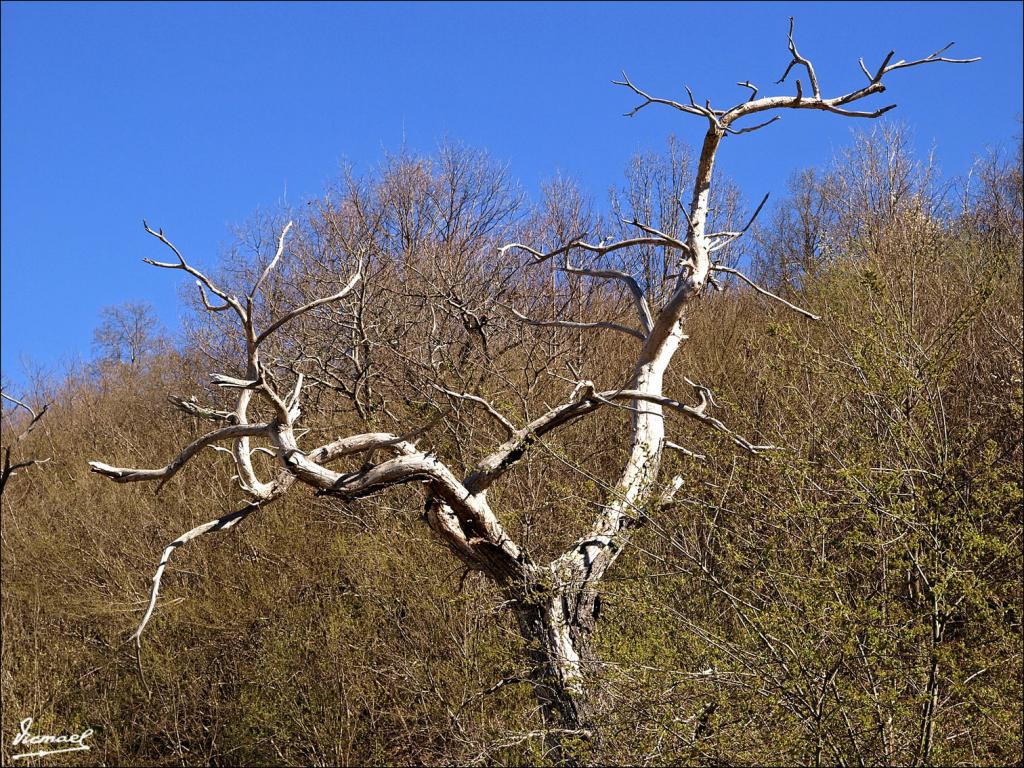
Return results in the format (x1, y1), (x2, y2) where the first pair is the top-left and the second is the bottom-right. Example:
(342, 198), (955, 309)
(2, 1), (1021, 391)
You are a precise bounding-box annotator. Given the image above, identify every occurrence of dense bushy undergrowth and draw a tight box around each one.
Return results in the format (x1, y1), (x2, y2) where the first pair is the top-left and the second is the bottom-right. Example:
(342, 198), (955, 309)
(2, 128), (1020, 766)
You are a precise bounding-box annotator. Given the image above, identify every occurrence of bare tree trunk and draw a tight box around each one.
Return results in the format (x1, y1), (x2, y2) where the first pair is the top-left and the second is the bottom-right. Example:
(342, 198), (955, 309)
(514, 130), (721, 743)
(509, 577), (600, 765)
(513, 585), (596, 729)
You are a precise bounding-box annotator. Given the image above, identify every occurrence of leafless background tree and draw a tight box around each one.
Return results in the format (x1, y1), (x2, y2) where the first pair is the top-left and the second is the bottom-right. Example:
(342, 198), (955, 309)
(92, 302), (166, 368)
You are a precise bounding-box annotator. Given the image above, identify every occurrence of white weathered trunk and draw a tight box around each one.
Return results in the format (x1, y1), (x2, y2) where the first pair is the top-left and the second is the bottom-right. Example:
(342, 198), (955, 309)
(514, 585), (593, 728)
(525, 129), (724, 732)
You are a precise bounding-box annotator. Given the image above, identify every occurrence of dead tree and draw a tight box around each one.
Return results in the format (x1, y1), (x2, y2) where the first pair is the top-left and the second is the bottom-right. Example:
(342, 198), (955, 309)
(1, 391), (49, 498)
(91, 19), (976, 745)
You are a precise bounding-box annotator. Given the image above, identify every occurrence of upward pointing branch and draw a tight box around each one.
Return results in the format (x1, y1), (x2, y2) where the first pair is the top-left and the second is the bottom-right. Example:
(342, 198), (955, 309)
(777, 16), (821, 99)
(250, 220), (294, 299)
(142, 221), (246, 323)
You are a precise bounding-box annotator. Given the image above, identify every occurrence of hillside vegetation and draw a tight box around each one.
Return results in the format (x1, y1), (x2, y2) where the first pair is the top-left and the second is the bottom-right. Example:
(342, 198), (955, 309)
(2, 127), (1021, 766)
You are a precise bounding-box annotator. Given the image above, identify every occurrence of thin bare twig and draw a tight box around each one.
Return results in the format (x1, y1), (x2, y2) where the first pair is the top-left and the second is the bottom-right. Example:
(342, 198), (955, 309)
(508, 306), (646, 342)
(431, 383), (517, 436)
(710, 265), (821, 320)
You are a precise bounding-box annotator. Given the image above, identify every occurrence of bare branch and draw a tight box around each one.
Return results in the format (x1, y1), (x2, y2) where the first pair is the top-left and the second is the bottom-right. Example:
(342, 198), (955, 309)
(683, 376), (719, 414)
(714, 26), (977, 129)
(254, 271), (361, 347)
(210, 373), (260, 390)
(1, 450), (49, 496)
(873, 50), (897, 82)
(129, 484), (290, 654)
(776, 17), (821, 98)
(271, 428), (526, 577)
(466, 383), (604, 493)
(168, 395), (237, 423)
(710, 265), (821, 320)
(499, 235), (687, 265)
(664, 441), (707, 461)
(142, 221), (244, 319)
(614, 71), (711, 120)
(508, 306), (646, 342)
(739, 192), (772, 235)
(616, 21), (977, 153)
(133, 503), (257, 646)
(876, 42), (979, 80)
(622, 217), (692, 253)
(1, 392), (51, 496)
(818, 102), (898, 119)
(431, 383), (517, 436)
(560, 261), (655, 332)
(499, 239), (658, 333)
(467, 379), (772, 495)
(708, 192), (771, 252)
(89, 423), (270, 492)
(1, 391), (44, 423)
(724, 115), (781, 135)
(1, 393), (50, 446)
(658, 475), (686, 510)
(287, 372), (304, 414)
(195, 281), (232, 312)
(250, 221), (294, 299)
(858, 57), (873, 82)
(736, 80), (759, 100)
(306, 432), (421, 465)
(593, 389), (777, 454)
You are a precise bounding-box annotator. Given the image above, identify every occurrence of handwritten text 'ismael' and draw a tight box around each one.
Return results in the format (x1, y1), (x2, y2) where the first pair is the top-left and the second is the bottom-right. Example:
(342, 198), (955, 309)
(11, 717), (94, 761)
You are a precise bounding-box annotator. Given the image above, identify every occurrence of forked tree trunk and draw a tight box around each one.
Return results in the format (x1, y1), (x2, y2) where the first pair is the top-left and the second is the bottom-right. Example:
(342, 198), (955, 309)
(507, 131), (722, 747)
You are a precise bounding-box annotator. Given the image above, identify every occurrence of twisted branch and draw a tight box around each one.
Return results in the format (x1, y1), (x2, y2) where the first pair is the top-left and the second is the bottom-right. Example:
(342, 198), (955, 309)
(89, 423), (270, 492)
